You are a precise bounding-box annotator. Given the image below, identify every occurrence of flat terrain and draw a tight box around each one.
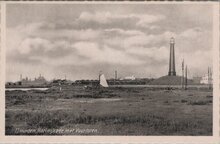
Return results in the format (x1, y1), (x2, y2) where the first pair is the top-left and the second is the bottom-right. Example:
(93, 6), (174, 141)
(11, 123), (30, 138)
(5, 85), (213, 135)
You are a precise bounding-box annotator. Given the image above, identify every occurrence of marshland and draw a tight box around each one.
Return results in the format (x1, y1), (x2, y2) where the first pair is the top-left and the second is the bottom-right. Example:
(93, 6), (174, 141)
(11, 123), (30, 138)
(5, 85), (212, 135)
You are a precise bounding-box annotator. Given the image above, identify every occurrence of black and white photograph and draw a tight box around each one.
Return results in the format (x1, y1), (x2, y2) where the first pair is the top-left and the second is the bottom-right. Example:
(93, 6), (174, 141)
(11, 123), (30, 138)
(3, 2), (218, 138)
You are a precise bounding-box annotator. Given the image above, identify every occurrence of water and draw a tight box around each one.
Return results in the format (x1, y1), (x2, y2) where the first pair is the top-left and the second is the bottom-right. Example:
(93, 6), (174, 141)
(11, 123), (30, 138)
(6, 87), (49, 91)
(57, 98), (122, 103)
(76, 98), (121, 103)
(110, 84), (209, 88)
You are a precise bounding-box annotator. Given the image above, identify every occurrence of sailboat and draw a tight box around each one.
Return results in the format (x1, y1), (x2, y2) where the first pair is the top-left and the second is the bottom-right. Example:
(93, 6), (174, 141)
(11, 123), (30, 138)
(86, 71), (108, 98)
(99, 73), (109, 87)
(84, 71), (109, 90)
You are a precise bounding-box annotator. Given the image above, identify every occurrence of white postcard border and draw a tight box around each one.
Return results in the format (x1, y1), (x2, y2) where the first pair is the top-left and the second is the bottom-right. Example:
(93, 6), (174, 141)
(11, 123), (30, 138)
(0, 1), (219, 143)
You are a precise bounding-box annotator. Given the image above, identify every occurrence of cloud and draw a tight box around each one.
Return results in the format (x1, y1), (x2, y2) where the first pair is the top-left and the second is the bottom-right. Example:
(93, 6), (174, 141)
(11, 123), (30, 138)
(180, 27), (203, 39)
(104, 30), (176, 50)
(104, 28), (144, 36)
(38, 28), (102, 41)
(78, 12), (112, 24)
(18, 37), (74, 57)
(136, 15), (165, 28)
(126, 46), (169, 62)
(15, 22), (102, 41)
(18, 37), (52, 54)
(78, 12), (165, 29)
(6, 6), (212, 82)
(7, 23), (211, 75)
(73, 42), (145, 65)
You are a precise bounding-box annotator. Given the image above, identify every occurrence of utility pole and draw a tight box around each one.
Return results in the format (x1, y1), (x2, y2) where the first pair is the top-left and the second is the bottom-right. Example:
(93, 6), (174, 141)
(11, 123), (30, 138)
(181, 59), (184, 89)
(115, 70), (117, 80)
(208, 67), (210, 89)
(185, 65), (188, 90)
(210, 67), (212, 89)
(114, 70), (117, 85)
(208, 67), (212, 90)
(20, 74), (22, 81)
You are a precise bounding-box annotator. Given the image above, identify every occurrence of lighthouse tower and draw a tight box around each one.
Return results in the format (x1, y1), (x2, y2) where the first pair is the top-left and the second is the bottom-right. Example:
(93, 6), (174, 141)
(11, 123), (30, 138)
(168, 37), (176, 76)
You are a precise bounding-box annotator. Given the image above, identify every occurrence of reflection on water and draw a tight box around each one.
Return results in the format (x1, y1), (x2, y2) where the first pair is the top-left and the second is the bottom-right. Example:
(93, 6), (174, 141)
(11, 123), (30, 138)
(6, 88), (49, 91)
(75, 98), (121, 103)
(57, 98), (122, 103)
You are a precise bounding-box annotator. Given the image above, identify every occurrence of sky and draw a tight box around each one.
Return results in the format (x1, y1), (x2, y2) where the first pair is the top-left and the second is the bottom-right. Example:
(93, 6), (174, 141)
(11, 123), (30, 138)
(6, 3), (213, 82)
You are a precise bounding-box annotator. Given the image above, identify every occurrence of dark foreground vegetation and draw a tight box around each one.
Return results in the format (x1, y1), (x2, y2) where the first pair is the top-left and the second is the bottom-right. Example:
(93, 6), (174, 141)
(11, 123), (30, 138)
(5, 85), (213, 135)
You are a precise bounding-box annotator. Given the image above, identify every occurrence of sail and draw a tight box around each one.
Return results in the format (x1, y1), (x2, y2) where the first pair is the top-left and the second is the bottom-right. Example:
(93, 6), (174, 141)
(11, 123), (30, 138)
(100, 74), (109, 87)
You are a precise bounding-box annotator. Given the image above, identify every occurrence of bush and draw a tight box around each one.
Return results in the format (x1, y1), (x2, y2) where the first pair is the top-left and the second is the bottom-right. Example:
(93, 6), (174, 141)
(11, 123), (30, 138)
(27, 112), (63, 129)
(188, 100), (209, 105)
(6, 110), (212, 135)
(5, 125), (16, 135)
(206, 95), (212, 98)
(164, 100), (169, 103)
(181, 99), (188, 103)
(39, 118), (62, 129)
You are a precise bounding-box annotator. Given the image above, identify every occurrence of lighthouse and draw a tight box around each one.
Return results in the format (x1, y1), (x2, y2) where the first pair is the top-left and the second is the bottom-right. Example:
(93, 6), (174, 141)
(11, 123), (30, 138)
(168, 37), (176, 76)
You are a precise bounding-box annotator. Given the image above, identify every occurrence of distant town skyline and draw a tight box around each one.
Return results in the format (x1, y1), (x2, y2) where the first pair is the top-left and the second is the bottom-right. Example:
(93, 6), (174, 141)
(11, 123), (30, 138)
(6, 4), (213, 82)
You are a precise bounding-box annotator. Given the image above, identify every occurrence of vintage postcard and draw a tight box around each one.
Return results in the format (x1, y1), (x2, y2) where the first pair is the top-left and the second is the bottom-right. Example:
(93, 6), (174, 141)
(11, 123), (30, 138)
(0, 1), (219, 143)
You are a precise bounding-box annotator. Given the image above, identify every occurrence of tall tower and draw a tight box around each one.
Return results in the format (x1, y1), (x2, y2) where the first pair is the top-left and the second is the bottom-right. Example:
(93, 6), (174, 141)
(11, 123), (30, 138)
(168, 37), (176, 76)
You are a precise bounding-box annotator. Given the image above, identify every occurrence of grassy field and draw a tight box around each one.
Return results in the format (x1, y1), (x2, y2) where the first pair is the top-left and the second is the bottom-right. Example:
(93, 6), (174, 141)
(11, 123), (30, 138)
(5, 85), (213, 135)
